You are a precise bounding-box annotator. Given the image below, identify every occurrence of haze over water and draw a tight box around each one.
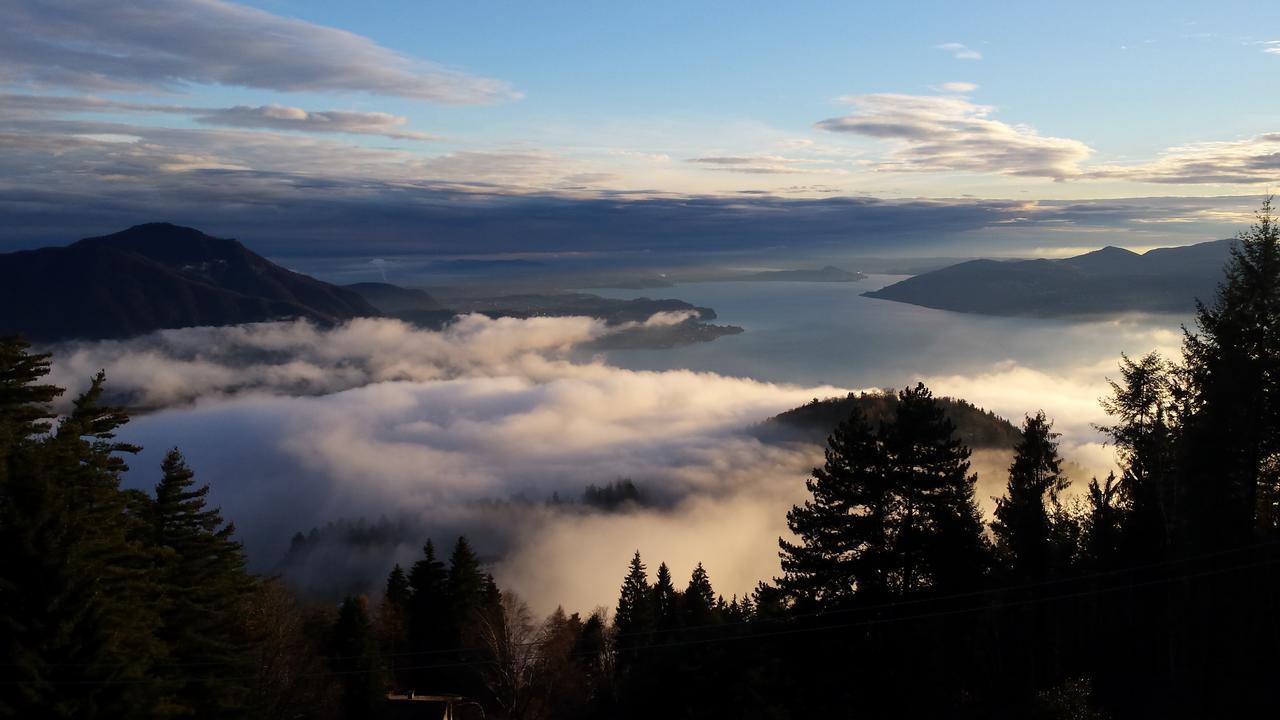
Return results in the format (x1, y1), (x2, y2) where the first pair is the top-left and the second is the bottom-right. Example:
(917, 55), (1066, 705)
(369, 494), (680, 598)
(590, 277), (1188, 439)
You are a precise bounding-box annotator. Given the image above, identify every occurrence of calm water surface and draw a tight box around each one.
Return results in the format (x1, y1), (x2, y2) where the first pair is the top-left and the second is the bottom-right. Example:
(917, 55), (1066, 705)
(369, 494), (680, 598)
(584, 275), (1189, 389)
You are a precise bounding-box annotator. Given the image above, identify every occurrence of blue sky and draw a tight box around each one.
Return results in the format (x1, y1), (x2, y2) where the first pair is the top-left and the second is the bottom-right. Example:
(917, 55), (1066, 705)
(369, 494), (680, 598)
(244, 0), (1280, 185)
(1, 0), (1278, 254)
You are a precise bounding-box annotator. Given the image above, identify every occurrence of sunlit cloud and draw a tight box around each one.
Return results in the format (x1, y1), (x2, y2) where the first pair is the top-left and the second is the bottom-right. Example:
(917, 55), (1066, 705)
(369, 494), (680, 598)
(1088, 133), (1280, 185)
(50, 316), (847, 611)
(817, 93), (1092, 179)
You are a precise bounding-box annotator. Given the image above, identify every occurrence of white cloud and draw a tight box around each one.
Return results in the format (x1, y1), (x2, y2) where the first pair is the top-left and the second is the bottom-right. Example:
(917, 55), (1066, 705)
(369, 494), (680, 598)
(0, 0), (518, 103)
(937, 42), (983, 60)
(816, 94), (1092, 179)
(48, 315), (611, 408)
(938, 81), (979, 93)
(48, 313), (1190, 612)
(1088, 133), (1280, 185)
(60, 317), (847, 611)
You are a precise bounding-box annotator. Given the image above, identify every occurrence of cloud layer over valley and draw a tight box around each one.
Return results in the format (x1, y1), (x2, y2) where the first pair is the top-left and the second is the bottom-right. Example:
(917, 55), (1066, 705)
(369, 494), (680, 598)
(39, 309), (1176, 612)
(50, 316), (843, 611)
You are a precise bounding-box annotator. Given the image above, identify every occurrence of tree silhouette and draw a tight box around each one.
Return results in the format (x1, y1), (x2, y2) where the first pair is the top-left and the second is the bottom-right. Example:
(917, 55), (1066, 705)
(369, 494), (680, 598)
(150, 448), (255, 718)
(1181, 197), (1280, 545)
(778, 408), (887, 607)
(992, 412), (1071, 579)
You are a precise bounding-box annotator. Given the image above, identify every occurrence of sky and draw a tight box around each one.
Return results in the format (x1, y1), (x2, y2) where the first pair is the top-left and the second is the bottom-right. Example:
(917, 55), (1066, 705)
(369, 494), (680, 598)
(2, 0), (1278, 256)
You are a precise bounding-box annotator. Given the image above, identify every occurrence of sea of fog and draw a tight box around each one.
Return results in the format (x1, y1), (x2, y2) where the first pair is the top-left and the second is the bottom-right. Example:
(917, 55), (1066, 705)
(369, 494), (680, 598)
(58, 275), (1191, 613)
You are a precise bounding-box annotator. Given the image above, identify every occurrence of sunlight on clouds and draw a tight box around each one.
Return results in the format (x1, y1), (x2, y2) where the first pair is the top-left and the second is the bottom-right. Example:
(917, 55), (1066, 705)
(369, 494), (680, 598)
(79, 316), (845, 611)
(47, 311), (1189, 612)
(817, 94), (1092, 179)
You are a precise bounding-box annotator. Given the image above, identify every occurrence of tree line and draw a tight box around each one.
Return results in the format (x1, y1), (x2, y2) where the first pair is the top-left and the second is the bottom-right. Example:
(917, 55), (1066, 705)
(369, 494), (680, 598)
(0, 199), (1277, 718)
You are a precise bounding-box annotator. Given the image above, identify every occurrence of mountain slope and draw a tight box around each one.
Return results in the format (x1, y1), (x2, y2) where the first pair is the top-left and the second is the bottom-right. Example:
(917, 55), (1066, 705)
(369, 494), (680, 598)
(0, 223), (378, 341)
(343, 282), (444, 314)
(863, 239), (1233, 316)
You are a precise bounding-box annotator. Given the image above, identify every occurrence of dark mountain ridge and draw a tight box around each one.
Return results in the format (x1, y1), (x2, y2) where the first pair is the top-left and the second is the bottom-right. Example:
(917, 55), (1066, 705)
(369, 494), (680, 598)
(864, 238), (1233, 316)
(0, 223), (378, 341)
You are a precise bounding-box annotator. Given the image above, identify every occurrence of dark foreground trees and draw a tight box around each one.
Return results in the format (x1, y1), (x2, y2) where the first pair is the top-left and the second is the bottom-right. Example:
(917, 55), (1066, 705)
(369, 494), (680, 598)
(0, 340), (258, 718)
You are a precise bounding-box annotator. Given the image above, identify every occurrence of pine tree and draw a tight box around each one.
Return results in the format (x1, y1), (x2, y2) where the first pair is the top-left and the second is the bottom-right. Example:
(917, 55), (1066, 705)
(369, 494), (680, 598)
(1099, 352), (1176, 560)
(407, 539), (447, 648)
(0, 371), (169, 718)
(385, 564), (411, 612)
(1180, 197), (1280, 545)
(0, 336), (62, 482)
(409, 539), (447, 603)
(402, 539), (450, 692)
(446, 536), (492, 634)
(378, 563), (412, 689)
(651, 562), (680, 631)
(992, 412), (1071, 579)
(150, 449), (256, 718)
(778, 408), (887, 607)
(330, 596), (386, 718)
(1079, 474), (1126, 571)
(780, 386), (988, 605)
(883, 383), (989, 595)
(684, 563), (717, 627)
(435, 536), (499, 698)
(614, 551), (653, 639)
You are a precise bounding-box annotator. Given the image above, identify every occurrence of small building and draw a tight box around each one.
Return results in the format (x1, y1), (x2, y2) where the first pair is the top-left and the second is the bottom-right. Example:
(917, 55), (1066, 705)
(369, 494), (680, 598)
(385, 692), (485, 720)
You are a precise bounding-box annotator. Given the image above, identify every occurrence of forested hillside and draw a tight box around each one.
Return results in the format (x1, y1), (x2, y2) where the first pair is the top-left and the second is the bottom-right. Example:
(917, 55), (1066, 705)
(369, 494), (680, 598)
(760, 390), (1023, 449)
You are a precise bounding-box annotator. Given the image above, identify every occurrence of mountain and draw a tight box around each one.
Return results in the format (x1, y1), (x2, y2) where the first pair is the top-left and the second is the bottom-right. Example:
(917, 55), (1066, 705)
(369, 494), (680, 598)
(863, 239), (1233, 316)
(0, 223), (378, 341)
(344, 282), (444, 313)
(755, 390), (1023, 450)
(343, 281), (456, 329)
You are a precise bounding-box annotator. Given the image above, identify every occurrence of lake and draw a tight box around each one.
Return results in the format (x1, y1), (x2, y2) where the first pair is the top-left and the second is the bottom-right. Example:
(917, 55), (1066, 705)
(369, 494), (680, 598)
(585, 275), (1189, 391)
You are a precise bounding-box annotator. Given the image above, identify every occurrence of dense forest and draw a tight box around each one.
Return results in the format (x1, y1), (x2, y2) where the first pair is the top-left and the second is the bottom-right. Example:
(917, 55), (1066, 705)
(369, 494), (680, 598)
(760, 389), (1024, 449)
(1, 200), (1278, 718)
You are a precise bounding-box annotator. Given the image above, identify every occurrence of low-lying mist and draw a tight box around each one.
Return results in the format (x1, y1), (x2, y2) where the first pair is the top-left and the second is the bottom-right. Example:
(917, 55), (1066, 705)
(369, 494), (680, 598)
(45, 314), (1148, 613)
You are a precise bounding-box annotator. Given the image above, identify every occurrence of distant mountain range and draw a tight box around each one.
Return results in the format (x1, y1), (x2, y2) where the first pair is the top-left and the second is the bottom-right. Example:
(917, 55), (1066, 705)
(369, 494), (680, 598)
(739, 266), (866, 282)
(756, 390), (1023, 450)
(0, 223), (378, 341)
(864, 239), (1233, 316)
